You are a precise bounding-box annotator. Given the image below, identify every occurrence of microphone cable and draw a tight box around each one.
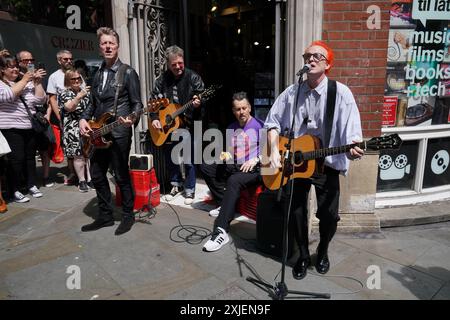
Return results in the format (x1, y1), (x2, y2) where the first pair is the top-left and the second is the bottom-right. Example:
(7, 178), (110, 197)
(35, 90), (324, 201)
(164, 198), (212, 245)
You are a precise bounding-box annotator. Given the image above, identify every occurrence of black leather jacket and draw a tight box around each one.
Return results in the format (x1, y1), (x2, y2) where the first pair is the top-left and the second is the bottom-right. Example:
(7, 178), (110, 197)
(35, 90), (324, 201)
(81, 59), (143, 138)
(150, 68), (204, 130)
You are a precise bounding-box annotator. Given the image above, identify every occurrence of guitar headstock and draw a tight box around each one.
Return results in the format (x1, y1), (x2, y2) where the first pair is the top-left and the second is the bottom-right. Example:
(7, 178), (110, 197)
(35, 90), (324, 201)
(366, 133), (403, 151)
(147, 98), (169, 112)
(199, 85), (222, 102)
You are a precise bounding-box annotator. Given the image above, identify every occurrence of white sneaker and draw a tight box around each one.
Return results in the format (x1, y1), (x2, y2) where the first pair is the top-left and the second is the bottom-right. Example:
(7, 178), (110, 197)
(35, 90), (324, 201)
(209, 206), (221, 217)
(165, 186), (183, 201)
(14, 191), (30, 203)
(29, 186), (43, 198)
(202, 227), (229, 252)
(184, 192), (195, 205)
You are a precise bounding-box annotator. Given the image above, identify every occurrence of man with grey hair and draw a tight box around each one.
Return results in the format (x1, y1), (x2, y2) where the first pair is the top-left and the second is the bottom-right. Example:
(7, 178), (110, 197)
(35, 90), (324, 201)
(16, 50), (54, 188)
(150, 45), (204, 205)
(47, 49), (80, 185)
(47, 49), (76, 122)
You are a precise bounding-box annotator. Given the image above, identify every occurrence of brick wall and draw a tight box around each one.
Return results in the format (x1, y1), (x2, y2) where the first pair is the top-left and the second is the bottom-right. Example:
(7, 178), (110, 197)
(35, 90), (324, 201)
(322, 0), (391, 137)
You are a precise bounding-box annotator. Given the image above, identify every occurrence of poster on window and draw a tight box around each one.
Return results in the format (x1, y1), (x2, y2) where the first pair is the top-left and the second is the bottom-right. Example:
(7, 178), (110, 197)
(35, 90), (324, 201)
(423, 137), (450, 188)
(376, 140), (418, 192)
(384, 0), (450, 128)
(383, 96), (398, 126)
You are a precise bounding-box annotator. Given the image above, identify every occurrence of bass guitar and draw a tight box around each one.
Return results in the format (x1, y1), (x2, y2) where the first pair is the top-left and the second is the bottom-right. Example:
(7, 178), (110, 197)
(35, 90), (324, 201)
(261, 133), (402, 190)
(149, 85), (220, 146)
(81, 98), (168, 158)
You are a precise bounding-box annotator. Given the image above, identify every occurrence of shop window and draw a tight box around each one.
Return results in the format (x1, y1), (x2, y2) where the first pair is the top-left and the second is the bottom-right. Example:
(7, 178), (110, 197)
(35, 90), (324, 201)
(423, 137), (450, 188)
(377, 140), (419, 192)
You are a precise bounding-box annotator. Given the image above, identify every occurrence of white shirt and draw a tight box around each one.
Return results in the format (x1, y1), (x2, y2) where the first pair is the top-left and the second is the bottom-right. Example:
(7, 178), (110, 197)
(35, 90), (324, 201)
(264, 76), (362, 175)
(46, 69), (65, 97)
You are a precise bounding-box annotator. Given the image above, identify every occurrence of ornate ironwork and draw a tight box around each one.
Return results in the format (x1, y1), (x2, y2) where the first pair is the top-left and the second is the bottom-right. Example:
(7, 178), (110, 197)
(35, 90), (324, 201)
(147, 1), (168, 85)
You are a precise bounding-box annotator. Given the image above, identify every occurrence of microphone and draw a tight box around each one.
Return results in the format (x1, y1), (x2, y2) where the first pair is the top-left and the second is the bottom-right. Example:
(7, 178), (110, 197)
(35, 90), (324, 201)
(296, 64), (311, 77)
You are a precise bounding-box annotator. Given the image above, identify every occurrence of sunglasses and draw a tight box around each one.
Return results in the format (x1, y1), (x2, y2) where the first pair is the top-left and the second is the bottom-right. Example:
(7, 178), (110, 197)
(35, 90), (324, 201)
(302, 52), (328, 62)
(61, 58), (73, 62)
(6, 64), (19, 69)
(70, 77), (82, 81)
(20, 58), (35, 63)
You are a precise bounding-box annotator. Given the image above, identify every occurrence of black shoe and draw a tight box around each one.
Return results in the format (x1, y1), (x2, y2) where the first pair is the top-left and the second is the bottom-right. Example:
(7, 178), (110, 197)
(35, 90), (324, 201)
(292, 257), (311, 280)
(87, 181), (95, 190)
(81, 219), (114, 232)
(115, 217), (135, 236)
(78, 181), (89, 193)
(315, 251), (330, 274)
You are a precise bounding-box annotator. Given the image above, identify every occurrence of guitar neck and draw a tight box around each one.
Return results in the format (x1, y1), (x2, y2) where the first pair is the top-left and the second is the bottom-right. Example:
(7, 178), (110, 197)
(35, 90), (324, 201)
(302, 141), (366, 160)
(172, 100), (196, 119)
(94, 107), (148, 137)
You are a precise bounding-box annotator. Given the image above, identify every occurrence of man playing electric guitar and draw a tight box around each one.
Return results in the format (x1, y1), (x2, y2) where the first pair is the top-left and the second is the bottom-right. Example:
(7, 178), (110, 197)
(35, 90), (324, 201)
(264, 41), (364, 280)
(150, 45), (204, 205)
(79, 27), (143, 236)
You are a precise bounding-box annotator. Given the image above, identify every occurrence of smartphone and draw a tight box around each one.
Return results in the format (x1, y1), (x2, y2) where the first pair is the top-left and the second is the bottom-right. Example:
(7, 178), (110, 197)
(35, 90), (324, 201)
(37, 62), (45, 70)
(27, 63), (35, 73)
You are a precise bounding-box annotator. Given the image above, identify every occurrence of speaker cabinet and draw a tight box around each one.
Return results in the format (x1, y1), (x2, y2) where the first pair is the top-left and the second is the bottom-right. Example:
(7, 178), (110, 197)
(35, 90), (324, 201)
(129, 154), (153, 171)
(256, 189), (298, 259)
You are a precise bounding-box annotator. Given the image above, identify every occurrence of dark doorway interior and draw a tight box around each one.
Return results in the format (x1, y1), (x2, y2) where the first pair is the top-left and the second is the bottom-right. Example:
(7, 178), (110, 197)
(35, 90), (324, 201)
(185, 0), (276, 132)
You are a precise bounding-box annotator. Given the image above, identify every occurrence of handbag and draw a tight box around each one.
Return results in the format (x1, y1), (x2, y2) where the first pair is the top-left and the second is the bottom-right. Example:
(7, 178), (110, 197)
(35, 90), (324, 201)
(0, 130), (11, 157)
(50, 123), (64, 163)
(20, 96), (49, 133)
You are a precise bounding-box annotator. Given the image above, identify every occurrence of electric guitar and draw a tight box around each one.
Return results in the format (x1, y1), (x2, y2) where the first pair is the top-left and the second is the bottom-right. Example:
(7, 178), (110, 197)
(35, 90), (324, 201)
(261, 133), (402, 190)
(149, 85), (220, 146)
(81, 98), (168, 158)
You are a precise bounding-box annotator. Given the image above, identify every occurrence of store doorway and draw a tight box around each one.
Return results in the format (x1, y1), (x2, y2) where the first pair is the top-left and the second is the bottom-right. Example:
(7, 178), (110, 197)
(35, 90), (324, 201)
(186, 0), (278, 131)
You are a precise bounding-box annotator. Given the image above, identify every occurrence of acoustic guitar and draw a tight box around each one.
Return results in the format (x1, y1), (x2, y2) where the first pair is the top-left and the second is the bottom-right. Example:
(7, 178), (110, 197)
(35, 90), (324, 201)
(261, 133), (402, 190)
(81, 98), (168, 158)
(149, 85), (220, 146)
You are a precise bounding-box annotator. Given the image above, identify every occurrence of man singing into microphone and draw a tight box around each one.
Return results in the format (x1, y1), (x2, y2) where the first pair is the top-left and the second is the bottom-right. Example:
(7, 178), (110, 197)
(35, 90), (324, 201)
(264, 41), (364, 280)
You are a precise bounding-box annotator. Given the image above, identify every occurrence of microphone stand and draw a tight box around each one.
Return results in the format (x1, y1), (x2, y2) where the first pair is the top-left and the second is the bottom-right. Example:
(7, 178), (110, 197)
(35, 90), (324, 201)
(246, 71), (330, 300)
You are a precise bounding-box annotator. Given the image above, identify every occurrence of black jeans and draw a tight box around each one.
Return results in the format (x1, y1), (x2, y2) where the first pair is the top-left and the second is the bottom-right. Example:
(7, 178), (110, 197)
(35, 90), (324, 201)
(200, 163), (260, 232)
(289, 166), (340, 259)
(2, 128), (38, 194)
(90, 136), (134, 220)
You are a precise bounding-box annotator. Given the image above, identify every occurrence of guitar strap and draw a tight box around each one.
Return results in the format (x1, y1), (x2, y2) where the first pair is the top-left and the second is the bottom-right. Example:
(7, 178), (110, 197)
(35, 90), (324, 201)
(324, 79), (337, 148)
(112, 63), (130, 119)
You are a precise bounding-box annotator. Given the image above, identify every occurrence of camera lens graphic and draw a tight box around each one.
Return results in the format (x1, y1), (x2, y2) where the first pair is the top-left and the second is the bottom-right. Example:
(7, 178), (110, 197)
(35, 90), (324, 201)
(379, 155), (393, 170)
(394, 154), (408, 169)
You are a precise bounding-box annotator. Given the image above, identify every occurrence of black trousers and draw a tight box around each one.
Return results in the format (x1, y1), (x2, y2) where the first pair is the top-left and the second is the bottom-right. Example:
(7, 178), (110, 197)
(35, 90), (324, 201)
(200, 163), (260, 232)
(90, 136), (134, 220)
(289, 166), (340, 259)
(2, 128), (38, 194)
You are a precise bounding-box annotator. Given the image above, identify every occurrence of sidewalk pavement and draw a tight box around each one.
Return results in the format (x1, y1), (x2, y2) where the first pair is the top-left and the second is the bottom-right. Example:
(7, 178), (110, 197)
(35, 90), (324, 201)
(0, 168), (449, 300)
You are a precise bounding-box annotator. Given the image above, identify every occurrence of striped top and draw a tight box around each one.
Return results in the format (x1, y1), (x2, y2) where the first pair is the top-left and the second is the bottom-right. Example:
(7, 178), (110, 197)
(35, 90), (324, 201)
(0, 80), (47, 130)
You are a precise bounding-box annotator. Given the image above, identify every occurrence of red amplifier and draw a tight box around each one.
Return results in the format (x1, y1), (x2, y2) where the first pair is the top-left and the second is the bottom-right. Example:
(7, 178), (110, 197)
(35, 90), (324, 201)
(236, 184), (265, 221)
(116, 168), (160, 212)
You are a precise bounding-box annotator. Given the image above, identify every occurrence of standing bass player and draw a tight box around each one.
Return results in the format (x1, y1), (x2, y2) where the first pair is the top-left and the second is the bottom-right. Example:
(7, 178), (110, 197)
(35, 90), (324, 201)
(79, 27), (143, 236)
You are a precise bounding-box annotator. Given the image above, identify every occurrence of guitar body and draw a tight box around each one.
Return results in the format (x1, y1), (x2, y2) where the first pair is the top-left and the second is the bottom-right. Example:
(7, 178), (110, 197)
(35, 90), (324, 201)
(149, 103), (181, 146)
(81, 112), (114, 158)
(262, 133), (403, 190)
(262, 135), (323, 190)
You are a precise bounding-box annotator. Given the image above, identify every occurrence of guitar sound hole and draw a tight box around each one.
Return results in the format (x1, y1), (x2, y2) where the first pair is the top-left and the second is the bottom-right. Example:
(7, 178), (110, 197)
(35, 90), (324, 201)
(283, 164), (294, 176)
(165, 115), (173, 126)
(293, 152), (304, 165)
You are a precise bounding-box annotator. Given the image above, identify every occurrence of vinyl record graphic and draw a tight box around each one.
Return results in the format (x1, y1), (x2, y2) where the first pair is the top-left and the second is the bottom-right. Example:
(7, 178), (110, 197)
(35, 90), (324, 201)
(431, 150), (449, 175)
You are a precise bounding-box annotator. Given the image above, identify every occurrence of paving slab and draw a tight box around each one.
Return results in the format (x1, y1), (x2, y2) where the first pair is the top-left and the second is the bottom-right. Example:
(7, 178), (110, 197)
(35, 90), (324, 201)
(2, 252), (124, 300)
(328, 250), (444, 299)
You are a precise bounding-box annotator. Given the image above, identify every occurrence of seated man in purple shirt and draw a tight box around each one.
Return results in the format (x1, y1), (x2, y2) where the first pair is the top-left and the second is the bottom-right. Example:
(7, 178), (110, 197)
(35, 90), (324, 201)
(201, 92), (264, 252)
